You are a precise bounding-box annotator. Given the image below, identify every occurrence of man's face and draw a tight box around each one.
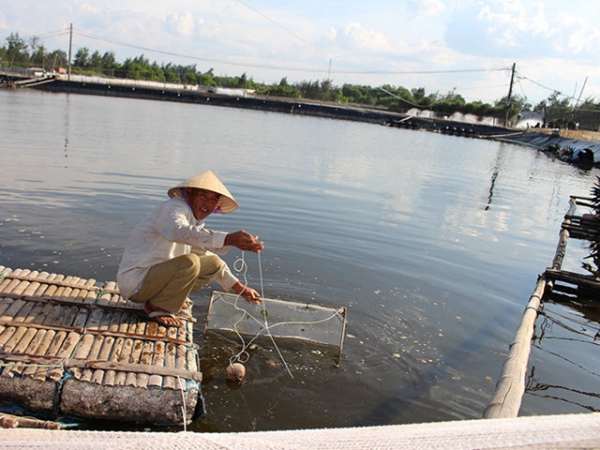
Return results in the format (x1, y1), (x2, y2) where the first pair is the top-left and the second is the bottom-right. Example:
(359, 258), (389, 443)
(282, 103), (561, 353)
(185, 188), (221, 220)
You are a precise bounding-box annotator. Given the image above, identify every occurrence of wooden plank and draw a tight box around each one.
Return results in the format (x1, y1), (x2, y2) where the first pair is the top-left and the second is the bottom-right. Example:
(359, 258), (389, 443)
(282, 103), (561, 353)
(103, 337), (125, 386)
(38, 301), (56, 320)
(73, 334), (95, 359)
(0, 277), (14, 293)
(12, 301), (36, 323)
(43, 304), (66, 327)
(1, 299), (27, 321)
(3, 328), (40, 377)
(43, 284), (58, 298)
(0, 327), (17, 348)
(187, 346), (198, 374)
(2, 278), (23, 296)
(136, 341), (154, 388)
(65, 288), (80, 302)
(73, 288), (88, 304)
(114, 338), (134, 386)
(80, 335), (104, 382)
(96, 287), (112, 306)
(33, 282), (51, 298)
(47, 331), (80, 381)
(11, 279), (32, 297)
(22, 281), (41, 298)
(23, 329), (47, 355)
(12, 327), (38, 354)
(22, 329), (55, 377)
(1, 326), (28, 353)
(176, 344), (187, 372)
(60, 306), (81, 328)
(71, 308), (89, 329)
(148, 341), (165, 388)
(108, 311), (125, 333)
(98, 309), (117, 331)
(109, 293), (121, 307)
(0, 354), (202, 382)
(126, 339), (144, 387)
(85, 308), (105, 330)
(163, 342), (177, 389)
(0, 298), (16, 317)
(33, 330), (66, 381)
(54, 286), (69, 301)
(23, 302), (45, 323)
(11, 329), (48, 377)
(90, 335), (115, 385)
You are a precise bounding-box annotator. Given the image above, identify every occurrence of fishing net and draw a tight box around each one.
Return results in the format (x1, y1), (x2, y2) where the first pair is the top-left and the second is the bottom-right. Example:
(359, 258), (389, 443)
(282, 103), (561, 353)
(204, 291), (347, 356)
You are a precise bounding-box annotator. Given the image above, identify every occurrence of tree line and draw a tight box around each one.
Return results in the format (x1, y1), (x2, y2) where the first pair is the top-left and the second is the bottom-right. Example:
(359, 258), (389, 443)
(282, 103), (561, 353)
(2, 32), (599, 130)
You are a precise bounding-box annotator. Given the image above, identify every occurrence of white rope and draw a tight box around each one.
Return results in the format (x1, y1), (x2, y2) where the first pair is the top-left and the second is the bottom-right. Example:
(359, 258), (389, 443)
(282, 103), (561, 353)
(226, 251), (344, 379)
(230, 252), (295, 378)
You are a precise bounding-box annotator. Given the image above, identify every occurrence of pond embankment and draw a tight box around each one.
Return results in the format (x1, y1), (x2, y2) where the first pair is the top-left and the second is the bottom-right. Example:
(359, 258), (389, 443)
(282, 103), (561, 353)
(28, 76), (600, 165)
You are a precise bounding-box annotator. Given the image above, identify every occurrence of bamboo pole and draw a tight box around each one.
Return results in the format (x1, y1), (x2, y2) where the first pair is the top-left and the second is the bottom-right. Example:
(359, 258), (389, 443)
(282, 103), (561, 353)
(483, 275), (547, 419)
(0, 413), (61, 429)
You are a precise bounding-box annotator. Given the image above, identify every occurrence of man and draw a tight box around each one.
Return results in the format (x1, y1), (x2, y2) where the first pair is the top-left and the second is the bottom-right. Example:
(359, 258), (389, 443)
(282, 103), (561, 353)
(117, 170), (264, 327)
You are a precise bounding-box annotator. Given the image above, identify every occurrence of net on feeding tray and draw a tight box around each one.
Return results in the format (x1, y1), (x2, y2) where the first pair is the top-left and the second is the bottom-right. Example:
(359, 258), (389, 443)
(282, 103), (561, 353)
(204, 291), (347, 358)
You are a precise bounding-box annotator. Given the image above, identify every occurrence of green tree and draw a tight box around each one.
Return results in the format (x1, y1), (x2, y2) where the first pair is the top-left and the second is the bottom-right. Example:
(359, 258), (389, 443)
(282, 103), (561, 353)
(572, 97), (600, 131)
(6, 32), (29, 68)
(73, 47), (90, 69)
(47, 49), (67, 71)
(101, 51), (117, 76)
(534, 91), (572, 128)
(30, 44), (47, 69)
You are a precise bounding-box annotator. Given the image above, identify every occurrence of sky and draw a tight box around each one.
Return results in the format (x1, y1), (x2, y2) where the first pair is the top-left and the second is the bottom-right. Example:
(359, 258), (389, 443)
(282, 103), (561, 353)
(1, 0), (599, 106)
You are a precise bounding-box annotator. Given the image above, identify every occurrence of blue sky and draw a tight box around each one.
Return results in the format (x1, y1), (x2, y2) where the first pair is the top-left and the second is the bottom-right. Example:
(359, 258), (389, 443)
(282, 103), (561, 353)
(2, 0), (599, 105)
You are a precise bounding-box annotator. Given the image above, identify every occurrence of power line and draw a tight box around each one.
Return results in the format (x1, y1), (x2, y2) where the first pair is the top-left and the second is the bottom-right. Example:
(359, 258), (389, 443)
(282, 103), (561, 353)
(74, 29), (506, 78)
(235, 0), (316, 49)
(333, 67), (508, 75)
(74, 29), (330, 74)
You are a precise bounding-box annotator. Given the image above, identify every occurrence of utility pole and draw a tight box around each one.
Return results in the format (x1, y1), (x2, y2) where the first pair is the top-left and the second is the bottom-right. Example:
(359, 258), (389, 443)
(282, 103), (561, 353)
(568, 76), (587, 128)
(504, 62), (516, 128)
(68, 23), (73, 81)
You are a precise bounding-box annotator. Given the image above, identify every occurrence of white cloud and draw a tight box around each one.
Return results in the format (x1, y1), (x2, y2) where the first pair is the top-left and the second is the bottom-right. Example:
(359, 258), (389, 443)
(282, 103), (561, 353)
(166, 12), (195, 37)
(552, 13), (600, 55)
(340, 23), (393, 53)
(195, 17), (221, 39)
(408, 0), (446, 20)
(477, 0), (549, 47)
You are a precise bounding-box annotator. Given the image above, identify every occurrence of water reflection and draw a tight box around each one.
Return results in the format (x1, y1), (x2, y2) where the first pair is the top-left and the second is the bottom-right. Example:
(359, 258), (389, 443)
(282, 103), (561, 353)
(1, 89), (599, 430)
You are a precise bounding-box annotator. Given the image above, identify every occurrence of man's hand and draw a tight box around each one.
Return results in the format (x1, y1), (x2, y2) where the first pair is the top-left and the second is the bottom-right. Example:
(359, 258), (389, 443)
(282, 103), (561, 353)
(232, 281), (262, 304)
(224, 230), (264, 253)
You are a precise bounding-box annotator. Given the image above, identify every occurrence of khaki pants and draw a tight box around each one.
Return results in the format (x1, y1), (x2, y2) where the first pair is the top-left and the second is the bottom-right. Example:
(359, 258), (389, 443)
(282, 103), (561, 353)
(130, 253), (225, 313)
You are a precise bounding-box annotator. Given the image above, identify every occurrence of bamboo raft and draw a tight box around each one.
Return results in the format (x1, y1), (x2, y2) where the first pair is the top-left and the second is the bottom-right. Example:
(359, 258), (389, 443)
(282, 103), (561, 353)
(484, 195), (600, 419)
(0, 266), (203, 427)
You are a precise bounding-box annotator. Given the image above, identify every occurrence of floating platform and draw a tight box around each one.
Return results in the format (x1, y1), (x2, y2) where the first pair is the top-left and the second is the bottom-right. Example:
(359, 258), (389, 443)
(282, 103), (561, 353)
(0, 266), (203, 427)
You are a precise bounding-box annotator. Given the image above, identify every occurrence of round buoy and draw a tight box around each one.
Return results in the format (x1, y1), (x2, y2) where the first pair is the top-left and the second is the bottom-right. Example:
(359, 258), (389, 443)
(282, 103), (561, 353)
(226, 363), (246, 381)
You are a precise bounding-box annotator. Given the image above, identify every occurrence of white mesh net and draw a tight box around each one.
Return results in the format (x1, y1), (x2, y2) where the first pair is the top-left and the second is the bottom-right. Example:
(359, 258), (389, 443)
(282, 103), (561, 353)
(204, 291), (347, 354)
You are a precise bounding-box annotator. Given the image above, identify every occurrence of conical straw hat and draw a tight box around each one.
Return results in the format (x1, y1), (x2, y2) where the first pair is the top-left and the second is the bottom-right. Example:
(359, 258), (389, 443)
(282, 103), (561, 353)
(167, 170), (238, 214)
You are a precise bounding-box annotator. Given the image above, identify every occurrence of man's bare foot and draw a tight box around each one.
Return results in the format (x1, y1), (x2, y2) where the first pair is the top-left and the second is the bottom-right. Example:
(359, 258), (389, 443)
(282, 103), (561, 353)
(143, 302), (184, 327)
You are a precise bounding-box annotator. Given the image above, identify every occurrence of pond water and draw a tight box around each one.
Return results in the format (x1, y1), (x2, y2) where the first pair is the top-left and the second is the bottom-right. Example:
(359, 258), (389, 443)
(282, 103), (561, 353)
(1, 88), (598, 432)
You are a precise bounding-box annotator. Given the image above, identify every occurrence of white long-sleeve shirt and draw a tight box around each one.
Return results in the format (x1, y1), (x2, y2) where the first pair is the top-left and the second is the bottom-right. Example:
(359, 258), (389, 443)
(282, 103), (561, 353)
(117, 196), (239, 299)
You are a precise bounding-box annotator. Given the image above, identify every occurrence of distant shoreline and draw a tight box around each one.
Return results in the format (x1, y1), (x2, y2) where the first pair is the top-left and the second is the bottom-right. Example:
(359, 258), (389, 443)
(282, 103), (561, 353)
(26, 78), (600, 166)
